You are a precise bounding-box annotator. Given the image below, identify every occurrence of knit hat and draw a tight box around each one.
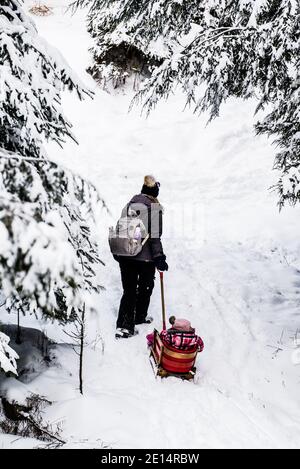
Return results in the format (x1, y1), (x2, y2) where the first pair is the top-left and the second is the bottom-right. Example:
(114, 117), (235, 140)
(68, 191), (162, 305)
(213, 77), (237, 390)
(141, 175), (160, 198)
(173, 318), (194, 332)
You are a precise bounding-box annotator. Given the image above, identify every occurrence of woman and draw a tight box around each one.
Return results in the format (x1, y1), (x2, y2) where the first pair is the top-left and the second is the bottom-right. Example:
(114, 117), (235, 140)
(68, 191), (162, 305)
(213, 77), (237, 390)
(115, 175), (168, 339)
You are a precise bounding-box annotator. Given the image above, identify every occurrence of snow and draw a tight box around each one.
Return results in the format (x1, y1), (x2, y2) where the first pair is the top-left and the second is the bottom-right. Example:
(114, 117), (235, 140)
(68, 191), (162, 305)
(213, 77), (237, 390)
(1, 0), (300, 449)
(0, 378), (31, 406)
(0, 332), (19, 375)
(0, 434), (43, 449)
(246, 0), (269, 27)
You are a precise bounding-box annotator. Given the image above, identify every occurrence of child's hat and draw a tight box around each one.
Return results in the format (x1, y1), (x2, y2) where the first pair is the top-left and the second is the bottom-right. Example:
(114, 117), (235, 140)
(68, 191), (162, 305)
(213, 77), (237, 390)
(173, 318), (193, 332)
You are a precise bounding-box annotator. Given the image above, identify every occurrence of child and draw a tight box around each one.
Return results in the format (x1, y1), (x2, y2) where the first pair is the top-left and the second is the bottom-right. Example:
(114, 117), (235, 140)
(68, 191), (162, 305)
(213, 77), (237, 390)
(147, 316), (204, 352)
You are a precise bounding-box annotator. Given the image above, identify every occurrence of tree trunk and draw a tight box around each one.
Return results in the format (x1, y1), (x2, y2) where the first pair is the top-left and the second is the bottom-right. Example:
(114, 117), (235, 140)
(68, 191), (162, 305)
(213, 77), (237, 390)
(16, 310), (21, 345)
(79, 304), (85, 395)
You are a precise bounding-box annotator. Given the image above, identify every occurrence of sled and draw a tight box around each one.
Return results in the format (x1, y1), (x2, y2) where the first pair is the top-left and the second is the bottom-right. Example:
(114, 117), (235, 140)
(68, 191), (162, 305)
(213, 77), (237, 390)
(150, 329), (198, 380)
(149, 272), (199, 381)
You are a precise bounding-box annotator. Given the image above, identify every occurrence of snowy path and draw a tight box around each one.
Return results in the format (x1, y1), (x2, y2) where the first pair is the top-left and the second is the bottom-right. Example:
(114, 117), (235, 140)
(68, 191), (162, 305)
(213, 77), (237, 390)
(2, 1), (300, 449)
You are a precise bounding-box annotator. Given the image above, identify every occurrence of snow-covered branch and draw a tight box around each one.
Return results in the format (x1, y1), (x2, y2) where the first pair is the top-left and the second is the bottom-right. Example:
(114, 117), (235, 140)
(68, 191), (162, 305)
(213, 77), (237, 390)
(0, 332), (18, 375)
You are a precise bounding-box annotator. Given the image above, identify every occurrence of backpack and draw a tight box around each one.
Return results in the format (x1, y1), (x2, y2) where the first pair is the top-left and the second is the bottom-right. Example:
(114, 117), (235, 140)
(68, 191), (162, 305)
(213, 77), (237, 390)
(108, 206), (150, 257)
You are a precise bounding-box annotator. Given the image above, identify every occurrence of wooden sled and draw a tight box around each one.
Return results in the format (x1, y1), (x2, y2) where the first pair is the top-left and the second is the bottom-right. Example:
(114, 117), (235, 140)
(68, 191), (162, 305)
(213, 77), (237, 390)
(150, 329), (198, 381)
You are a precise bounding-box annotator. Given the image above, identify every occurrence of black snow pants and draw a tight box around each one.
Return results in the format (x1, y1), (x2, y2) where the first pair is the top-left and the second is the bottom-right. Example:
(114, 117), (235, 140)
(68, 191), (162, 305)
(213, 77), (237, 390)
(117, 259), (156, 334)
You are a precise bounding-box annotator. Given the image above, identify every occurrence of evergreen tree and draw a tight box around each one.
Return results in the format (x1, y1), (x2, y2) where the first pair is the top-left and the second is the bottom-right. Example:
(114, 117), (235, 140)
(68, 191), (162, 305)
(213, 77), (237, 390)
(128, 0), (300, 208)
(74, 0), (300, 204)
(72, 0), (186, 87)
(0, 0), (104, 370)
(0, 0), (90, 157)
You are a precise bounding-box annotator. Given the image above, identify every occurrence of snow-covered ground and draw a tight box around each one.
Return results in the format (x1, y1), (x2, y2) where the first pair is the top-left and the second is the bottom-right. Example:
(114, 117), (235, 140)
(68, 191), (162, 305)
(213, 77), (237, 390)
(1, 0), (300, 449)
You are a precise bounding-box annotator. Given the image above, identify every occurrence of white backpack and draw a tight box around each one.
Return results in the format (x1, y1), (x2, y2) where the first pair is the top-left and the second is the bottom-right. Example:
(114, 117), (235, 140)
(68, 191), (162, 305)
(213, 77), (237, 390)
(108, 207), (149, 257)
